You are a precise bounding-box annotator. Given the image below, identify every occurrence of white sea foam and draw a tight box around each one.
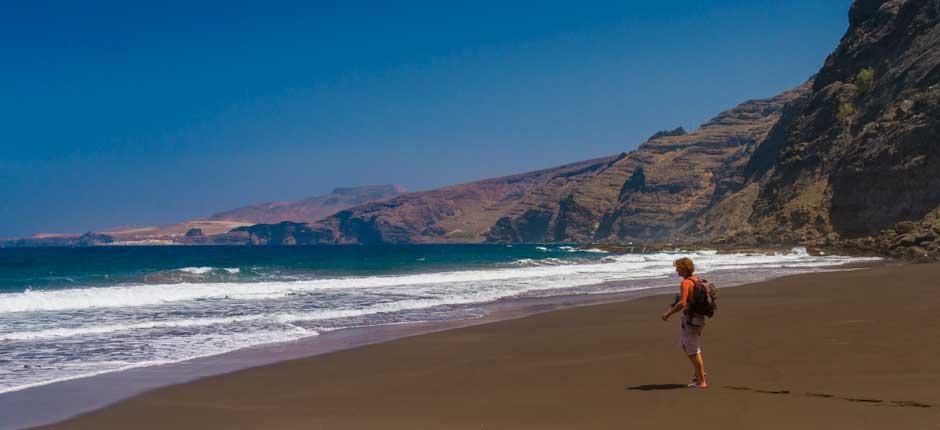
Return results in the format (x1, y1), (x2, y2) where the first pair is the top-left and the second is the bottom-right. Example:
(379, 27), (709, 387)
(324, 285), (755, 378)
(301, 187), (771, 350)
(177, 266), (239, 275)
(0, 248), (877, 314)
(0, 326), (314, 394)
(1, 315), (274, 341)
(509, 257), (596, 267)
(178, 267), (213, 274)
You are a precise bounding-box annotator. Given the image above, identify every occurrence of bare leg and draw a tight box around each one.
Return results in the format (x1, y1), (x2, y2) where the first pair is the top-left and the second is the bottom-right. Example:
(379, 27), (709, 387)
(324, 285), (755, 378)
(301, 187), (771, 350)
(683, 348), (697, 380)
(686, 352), (707, 387)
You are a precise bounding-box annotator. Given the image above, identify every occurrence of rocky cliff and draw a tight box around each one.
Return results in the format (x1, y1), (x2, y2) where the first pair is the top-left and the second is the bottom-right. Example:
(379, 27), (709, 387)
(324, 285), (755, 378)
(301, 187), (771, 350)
(744, 0), (940, 243)
(282, 85), (808, 245)
(280, 0), (938, 254)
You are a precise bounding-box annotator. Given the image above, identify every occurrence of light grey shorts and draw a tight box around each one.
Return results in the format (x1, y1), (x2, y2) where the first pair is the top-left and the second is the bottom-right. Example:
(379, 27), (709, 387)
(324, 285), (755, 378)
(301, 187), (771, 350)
(680, 321), (703, 355)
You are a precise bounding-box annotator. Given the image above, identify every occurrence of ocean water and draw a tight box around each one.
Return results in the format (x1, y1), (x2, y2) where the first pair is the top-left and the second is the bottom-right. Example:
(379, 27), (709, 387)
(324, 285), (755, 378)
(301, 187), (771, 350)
(0, 244), (878, 394)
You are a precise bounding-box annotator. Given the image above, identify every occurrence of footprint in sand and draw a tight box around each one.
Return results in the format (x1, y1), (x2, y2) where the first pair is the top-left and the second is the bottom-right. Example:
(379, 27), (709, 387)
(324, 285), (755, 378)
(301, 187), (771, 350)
(890, 400), (934, 408)
(724, 385), (789, 394)
(724, 386), (935, 409)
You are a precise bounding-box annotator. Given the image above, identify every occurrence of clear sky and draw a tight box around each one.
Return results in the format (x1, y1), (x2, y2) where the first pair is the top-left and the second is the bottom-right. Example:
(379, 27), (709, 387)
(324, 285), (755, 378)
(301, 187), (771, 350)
(0, 0), (851, 237)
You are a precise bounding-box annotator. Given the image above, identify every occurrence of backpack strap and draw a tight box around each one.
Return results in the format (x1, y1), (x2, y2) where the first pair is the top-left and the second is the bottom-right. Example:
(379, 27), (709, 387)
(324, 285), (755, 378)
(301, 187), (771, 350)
(682, 276), (699, 325)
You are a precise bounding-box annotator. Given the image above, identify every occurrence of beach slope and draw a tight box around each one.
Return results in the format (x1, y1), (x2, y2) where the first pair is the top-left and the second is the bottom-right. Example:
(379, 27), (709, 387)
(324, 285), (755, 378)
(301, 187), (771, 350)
(43, 264), (940, 429)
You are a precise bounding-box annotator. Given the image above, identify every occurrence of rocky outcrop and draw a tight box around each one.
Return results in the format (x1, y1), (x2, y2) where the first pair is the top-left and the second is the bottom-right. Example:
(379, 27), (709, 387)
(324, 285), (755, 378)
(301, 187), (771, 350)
(77, 232), (114, 246)
(179, 228), (208, 245)
(230, 222), (331, 246)
(205, 230), (251, 245)
(831, 206), (940, 261)
(648, 127), (688, 140)
(184, 228), (204, 237)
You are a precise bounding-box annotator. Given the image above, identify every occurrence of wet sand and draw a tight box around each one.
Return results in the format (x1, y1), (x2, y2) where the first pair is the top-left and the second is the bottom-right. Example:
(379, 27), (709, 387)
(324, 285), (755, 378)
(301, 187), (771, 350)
(41, 263), (940, 429)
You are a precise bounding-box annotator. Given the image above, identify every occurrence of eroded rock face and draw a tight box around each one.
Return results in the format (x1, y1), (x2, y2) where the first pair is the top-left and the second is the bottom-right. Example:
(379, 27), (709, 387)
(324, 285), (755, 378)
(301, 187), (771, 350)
(553, 195), (599, 241)
(747, 0), (940, 243)
(593, 88), (810, 243)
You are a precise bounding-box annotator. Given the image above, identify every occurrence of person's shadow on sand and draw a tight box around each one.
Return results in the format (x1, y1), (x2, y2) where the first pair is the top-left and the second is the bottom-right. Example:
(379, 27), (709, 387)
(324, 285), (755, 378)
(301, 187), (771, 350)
(627, 384), (687, 391)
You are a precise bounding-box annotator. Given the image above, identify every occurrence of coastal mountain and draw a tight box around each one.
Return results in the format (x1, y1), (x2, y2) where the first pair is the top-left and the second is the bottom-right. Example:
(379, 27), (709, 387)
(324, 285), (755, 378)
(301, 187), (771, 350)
(261, 86), (810, 245)
(249, 0), (940, 256)
(110, 185), (406, 242)
(4, 185), (405, 246)
(207, 184), (407, 224)
(308, 157), (620, 244)
(216, 157), (619, 245)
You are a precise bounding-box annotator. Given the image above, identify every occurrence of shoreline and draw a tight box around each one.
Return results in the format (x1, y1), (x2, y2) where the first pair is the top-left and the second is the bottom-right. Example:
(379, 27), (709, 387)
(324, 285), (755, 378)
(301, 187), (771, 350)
(37, 261), (940, 429)
(1, 262), (878, 429)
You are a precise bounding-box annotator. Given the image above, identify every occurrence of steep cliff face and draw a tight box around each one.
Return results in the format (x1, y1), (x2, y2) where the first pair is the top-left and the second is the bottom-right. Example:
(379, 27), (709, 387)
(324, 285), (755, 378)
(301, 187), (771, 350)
(231, 0), (940, 250)
(593, 87), (811, 243)
(483, 86), (809, 244)
(298, 86), (808, 245)
(745, 0), (940, 243)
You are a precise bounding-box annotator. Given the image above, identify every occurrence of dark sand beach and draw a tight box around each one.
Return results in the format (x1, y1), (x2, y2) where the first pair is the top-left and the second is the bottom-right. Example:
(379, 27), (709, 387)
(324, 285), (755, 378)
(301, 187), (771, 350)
(41, 263), (940, 429)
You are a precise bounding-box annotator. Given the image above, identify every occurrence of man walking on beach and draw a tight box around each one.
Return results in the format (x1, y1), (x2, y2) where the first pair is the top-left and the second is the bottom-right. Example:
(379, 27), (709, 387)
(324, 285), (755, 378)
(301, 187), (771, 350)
(661, 257), (708, 388)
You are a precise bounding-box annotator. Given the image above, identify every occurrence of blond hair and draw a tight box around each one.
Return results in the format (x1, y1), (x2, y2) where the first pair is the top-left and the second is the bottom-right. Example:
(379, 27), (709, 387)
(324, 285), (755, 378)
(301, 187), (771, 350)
(673, 257), (695, 275)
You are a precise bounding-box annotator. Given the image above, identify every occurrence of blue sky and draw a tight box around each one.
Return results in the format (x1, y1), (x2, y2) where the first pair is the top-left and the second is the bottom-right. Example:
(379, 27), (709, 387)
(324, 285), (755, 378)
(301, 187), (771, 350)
(0, 0), (851, 237)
